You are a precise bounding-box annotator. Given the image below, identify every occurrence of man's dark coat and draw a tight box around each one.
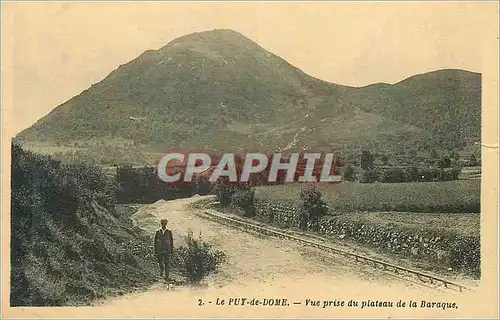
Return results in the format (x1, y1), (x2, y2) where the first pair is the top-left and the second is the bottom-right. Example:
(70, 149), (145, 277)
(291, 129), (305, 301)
(154, 228), (174, 255)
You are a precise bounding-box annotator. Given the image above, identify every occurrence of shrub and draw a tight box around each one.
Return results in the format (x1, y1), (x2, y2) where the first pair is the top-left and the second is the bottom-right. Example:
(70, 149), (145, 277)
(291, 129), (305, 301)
(297, 209), (309, 230)
(230, 187), (255, 216)
(116, 165), (195, 203)
(195, 175), (212, 195)
(419, 167), (441, 182)
(214, 179), (236, 206)
(342, 165), (357, 182)
(438, 156), (452, 168)
(298, 184), (327, 229)
(380, 167), (406, 183)
(359, 169), (379, 183)
(174, 231), (226, 284)
(361, 150), (375, 170)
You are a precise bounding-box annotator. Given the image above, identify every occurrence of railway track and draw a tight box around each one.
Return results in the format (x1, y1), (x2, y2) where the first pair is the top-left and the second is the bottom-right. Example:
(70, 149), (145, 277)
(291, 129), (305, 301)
(194, 206), (473, 294)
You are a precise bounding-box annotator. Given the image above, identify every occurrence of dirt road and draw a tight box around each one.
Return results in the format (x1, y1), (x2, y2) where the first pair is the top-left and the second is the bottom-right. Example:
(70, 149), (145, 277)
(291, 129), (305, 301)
(84, 196), (475, 318)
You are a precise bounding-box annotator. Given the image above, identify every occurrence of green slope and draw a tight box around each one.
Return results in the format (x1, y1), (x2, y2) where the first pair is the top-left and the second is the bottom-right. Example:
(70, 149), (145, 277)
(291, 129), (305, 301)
(347, 69), (481, 150)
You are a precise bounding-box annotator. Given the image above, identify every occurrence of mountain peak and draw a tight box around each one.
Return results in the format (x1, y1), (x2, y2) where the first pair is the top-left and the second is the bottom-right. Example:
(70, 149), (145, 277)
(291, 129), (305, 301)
(165, 29), (251, 48)
(15, 28), (481, 164)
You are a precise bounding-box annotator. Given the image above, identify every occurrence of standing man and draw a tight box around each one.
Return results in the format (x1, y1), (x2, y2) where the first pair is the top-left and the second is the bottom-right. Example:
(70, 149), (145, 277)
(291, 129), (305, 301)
(154, 218), (174, 281)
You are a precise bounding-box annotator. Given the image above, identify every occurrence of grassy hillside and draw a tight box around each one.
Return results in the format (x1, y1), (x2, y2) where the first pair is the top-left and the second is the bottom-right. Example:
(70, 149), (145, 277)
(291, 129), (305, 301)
(10, 144), (159, 306)
(15, 29), (481, 164)
(346, 69), (481, 150)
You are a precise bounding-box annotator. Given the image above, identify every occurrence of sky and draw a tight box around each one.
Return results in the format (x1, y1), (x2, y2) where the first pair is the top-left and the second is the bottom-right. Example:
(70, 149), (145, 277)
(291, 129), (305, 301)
(1, 1), (497, 135)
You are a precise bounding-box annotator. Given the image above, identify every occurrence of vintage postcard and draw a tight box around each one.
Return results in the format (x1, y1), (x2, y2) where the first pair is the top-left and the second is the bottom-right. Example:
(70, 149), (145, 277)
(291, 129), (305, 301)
(1, 1), (499, 319)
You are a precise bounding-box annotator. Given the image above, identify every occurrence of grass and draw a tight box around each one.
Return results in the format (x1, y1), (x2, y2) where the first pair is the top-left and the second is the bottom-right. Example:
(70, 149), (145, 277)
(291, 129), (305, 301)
(11, 203), (160, 306)
(255, 180), (480, 213)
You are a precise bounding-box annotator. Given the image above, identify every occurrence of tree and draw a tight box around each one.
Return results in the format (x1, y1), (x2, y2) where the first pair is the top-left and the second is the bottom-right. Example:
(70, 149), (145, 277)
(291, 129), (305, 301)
(438, 156), (452, 169)
(430, 149), (438, 159)
(360, 150), (374, 171)
(342, 165), (357, 182)
(379, 154), (389, 165)
(380, 168), (405, 183)
(406, 166), (421, 182)
(450, 151), (459, 161)
(214, 179), (236, 206)
(449, 166), (462, 180)
(469, 153), (480, 167)
(335, 156), (346, 167)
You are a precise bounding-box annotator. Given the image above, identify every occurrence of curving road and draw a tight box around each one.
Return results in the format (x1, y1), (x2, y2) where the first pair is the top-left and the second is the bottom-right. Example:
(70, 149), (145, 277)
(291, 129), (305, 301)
(87, 196), (474, 318)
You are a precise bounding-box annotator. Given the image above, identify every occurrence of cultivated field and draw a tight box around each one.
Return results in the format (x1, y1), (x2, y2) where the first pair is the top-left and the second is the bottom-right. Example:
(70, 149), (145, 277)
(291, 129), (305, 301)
(254, 180), (480, 239)
(255, 180), (480, 214)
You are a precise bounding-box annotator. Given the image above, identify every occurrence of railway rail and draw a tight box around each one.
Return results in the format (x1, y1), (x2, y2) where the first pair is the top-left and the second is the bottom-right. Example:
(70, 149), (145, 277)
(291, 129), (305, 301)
(195, 207), (473, 294)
